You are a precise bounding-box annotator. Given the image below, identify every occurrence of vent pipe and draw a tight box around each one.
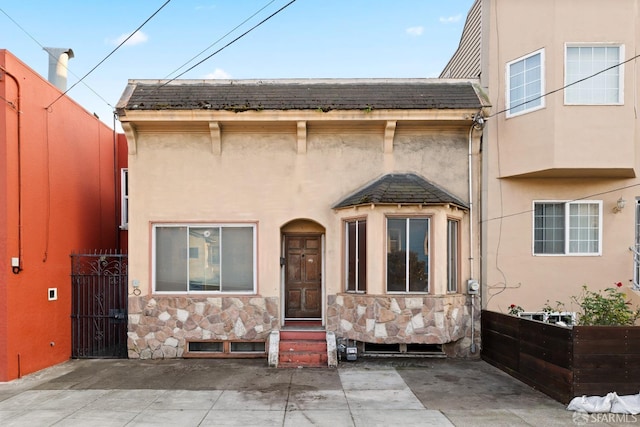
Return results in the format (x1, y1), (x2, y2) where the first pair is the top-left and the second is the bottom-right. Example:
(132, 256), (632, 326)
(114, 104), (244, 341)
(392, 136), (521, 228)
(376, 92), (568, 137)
(43, 47), (74, 91)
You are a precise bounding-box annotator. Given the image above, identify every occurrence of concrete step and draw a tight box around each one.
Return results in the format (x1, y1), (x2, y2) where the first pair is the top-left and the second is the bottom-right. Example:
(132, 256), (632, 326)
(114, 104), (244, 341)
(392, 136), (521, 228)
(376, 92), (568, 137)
(277, 330), (328, 368)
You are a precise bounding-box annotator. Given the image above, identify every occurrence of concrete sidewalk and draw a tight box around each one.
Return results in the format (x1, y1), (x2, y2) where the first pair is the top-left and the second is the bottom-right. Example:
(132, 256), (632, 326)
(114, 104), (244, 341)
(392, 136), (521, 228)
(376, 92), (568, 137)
(0, 358), (579, 426)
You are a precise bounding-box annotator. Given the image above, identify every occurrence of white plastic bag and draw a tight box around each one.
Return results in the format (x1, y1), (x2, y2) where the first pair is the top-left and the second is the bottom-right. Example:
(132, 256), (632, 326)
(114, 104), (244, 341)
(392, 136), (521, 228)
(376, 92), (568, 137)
(567, 393), (615, 413)
(611, 392), (640, 415)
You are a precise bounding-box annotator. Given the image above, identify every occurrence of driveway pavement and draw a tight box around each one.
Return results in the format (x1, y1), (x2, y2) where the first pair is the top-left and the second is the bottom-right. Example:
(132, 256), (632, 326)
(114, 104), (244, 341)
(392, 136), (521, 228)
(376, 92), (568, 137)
(0, 357), (592, 426)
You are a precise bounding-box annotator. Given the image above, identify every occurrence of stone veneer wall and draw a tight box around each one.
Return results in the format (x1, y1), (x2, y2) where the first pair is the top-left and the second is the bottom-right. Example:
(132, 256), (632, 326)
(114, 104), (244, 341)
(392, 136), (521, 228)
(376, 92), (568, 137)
(127, 295), (279, 359)
(326, 293), (480, 357)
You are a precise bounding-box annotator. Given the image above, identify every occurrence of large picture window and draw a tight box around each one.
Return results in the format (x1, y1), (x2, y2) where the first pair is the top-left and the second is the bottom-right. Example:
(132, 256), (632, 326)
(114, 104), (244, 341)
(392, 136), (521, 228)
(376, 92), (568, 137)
(345, 219), (367, 292)
(154, 224), (256, 293)
(565, 45), (622, 105)
(506, 49), (544, 117)
(533, 201), (602, 255)
(387, 217), (430, 292)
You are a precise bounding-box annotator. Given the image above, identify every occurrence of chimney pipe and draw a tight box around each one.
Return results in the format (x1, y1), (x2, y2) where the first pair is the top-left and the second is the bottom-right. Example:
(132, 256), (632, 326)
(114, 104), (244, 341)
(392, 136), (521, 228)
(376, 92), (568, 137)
(43, 47), (74, 91)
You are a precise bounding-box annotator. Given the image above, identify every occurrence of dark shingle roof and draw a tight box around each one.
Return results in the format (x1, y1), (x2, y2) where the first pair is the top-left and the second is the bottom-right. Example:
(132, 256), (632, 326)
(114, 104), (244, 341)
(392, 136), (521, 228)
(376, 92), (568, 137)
(334, 173), (468, 210)
(117, 79), (483, 112)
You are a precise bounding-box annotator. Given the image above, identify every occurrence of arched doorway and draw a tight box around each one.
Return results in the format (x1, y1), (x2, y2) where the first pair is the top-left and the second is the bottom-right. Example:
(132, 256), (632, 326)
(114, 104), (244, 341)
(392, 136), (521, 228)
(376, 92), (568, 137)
(281, 219), (325, 323)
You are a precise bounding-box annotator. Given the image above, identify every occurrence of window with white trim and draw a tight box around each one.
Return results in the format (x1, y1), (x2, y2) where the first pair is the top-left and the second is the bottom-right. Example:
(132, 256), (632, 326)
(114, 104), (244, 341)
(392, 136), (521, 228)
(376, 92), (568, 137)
(533, 201), (602, 255)
(154, 224), (256, 293)
(506, 49), (544, 117)
(387, 217), (430, 292)
(120, 168), (128, 229)
(345, 219), (367, 292)
(447, 219), (460, 293)
(565, 45), (623, 105)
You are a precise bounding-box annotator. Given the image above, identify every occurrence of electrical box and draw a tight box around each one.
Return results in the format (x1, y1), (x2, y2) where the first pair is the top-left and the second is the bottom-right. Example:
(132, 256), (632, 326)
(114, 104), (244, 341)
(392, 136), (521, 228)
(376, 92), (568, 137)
(346, 345), (357, 361)
(48, 288), (58, 301)
(467, 279), (480, 295)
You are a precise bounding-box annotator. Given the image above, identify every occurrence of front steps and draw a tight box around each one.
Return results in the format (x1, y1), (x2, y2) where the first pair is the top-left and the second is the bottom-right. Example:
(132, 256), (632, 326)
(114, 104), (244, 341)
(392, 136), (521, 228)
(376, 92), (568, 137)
(268, 330), (337, 368)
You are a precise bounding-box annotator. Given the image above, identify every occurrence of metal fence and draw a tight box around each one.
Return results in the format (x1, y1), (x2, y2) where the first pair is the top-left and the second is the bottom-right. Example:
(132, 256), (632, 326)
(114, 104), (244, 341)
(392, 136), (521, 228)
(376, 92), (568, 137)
(71, 251), (128, 358)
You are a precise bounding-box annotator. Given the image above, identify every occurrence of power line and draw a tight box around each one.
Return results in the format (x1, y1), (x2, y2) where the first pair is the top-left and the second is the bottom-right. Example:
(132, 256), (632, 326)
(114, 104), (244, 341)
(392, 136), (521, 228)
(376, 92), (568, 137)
(164, 0), (278, 79)
(489, 53), (640, 119)
(159, 0), (297, 87)
(45, 0), (172, 109)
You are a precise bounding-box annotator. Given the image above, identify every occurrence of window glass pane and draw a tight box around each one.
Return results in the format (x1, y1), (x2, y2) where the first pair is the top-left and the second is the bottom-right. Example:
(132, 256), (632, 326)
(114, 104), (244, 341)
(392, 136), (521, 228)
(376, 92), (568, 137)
(566, 46), (620, 104)
(221, 227), (253, 292)
(408, 219), (429, 292)
(387, 219), (407, 292)
(346, 222), (357, 291)
(447, 220), (459, 293)
(189, 228), (220, 291)
(358, 220), (367, 292)
(156, 227), (188, 291)
(508, 52), (542, 115)
(534, 203), (565, 254)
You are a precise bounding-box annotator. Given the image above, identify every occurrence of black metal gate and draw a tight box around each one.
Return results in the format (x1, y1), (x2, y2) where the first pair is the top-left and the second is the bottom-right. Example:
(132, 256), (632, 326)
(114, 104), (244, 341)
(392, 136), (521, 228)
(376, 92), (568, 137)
(71, 251), (128, 358)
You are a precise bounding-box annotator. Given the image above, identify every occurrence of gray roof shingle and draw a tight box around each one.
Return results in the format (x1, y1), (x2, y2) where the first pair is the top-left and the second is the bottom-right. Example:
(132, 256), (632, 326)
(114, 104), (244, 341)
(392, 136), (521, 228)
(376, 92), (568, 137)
(333, 173), (469, 209)
(117, 79), (484, 113)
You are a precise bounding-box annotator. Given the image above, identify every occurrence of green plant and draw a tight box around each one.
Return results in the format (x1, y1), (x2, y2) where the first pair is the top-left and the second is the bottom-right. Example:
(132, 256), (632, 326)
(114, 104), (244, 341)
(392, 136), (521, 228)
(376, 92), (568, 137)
(572, 283), (640, 326)
(508, 304), (524, 316)
(541, 300), (565, 314)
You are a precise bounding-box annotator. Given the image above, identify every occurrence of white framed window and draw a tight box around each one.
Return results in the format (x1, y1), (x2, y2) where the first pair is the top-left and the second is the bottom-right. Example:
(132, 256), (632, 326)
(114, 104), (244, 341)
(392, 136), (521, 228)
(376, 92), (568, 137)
(153, 223), (256, 293)
(120, 168), (128, 229)
(506, 49), (545, 117)
(386, 217), (430, 293)
(565, 44), (623, 105)
(447, 218), (460, 293)
(345, 218), (367, 292)
(533, 201), (602, 256)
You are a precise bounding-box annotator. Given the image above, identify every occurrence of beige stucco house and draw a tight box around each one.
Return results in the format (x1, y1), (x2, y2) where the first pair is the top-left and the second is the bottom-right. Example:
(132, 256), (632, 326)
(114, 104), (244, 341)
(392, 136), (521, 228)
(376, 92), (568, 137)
(442, 0), (640, 315)
(116, 79), (489, 361)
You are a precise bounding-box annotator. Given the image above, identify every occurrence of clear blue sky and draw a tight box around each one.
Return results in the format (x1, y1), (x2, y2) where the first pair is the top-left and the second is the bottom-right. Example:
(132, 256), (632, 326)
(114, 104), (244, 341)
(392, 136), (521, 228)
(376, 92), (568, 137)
(1, 0), (474, 129)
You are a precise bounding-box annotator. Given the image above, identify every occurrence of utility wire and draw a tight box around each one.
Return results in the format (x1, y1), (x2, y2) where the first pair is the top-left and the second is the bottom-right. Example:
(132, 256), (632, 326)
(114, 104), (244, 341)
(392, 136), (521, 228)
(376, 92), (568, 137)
(489, 53), (640, 119)
(46, 0), (172, 109)
(159, 0), (297, 87)
(164, 0), (277, 79)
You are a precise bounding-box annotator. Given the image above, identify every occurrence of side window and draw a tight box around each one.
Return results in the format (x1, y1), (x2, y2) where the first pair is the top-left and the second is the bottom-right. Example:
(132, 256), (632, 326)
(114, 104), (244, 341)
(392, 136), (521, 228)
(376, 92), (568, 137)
(386, 217), (430, 293)
(447, 219), (460, 293)
(120, 168), (128, 229)
(345, 219), (367, 292)
(533, 201), (602, 255)
(506, 49), (544, 117)
(565, 44), (623, 105)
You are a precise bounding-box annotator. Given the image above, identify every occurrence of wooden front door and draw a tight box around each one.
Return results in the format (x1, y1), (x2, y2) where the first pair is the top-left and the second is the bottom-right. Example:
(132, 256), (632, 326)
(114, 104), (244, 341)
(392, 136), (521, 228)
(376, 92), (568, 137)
(285, 234), (322, 319)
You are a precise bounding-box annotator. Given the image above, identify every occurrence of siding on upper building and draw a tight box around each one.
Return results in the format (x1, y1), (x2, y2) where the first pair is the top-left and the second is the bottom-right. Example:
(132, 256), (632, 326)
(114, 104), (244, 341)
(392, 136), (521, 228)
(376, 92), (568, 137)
(440, 0), (482, 79)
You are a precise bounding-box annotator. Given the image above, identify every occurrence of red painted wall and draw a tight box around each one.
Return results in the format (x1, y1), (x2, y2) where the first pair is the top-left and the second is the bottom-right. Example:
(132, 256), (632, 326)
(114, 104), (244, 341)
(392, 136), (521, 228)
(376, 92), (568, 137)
(0, 50), (122, 381)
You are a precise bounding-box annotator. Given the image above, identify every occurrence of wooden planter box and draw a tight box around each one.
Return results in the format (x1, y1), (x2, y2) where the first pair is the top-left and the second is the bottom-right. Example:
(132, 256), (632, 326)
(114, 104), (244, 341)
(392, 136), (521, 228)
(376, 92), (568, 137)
(481, 310), (640, 404)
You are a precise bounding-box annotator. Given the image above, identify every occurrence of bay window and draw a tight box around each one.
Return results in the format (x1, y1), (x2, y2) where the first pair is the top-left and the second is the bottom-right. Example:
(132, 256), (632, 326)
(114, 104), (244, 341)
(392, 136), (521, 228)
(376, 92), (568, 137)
(387, 217), (430, 292)
(506, 49), (544, 117)
(565, 45), (622, 105)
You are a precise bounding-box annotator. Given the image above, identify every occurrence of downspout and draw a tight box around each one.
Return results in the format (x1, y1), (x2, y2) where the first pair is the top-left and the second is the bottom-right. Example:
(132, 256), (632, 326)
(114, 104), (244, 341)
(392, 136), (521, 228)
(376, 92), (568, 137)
(1, 65), (23, 274)
(468, 112), (485, 354)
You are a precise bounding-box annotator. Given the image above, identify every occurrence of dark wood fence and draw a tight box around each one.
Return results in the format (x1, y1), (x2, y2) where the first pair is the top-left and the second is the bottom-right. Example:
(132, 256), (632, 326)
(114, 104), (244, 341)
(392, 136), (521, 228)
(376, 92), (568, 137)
(481, 310), (640, 404)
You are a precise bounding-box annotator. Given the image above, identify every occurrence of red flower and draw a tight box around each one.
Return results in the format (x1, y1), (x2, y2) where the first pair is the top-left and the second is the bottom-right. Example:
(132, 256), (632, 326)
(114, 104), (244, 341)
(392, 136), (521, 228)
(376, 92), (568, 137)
(616, 282), (623, 288)
(510, 304), (516, 308)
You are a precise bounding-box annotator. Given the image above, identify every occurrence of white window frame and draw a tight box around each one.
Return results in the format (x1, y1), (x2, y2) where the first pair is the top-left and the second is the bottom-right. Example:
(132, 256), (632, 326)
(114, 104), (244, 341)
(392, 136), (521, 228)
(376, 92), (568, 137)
(564, 43), (624, 105)
(120, 168), (128, 230)
(532, 201), (602, 256)
(152, 223), (257, 294)
(386, 216), (430, 293)
(505, 48), (545, 118)
(447, 218), (460, 293)
(345, 218), (367, 293)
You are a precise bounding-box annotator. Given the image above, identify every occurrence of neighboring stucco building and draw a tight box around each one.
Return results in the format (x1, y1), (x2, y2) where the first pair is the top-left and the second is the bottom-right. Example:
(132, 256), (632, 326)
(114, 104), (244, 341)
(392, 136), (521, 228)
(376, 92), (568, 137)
(442, 0), (640, 313)
(0, 50), (121, 381)
(116, 78), (489, 360)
